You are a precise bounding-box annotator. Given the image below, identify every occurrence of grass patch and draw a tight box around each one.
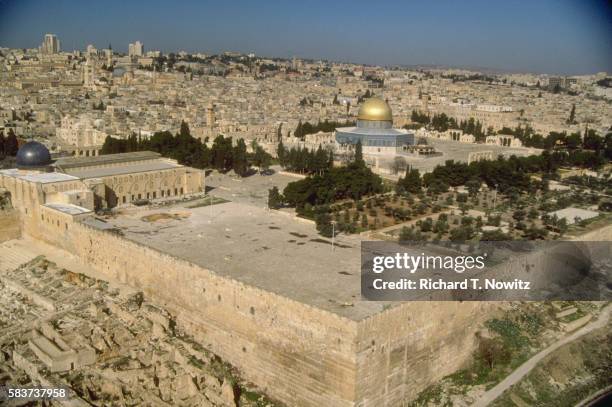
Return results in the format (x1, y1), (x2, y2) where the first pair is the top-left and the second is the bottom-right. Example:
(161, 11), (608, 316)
(412, 304), (554, 405)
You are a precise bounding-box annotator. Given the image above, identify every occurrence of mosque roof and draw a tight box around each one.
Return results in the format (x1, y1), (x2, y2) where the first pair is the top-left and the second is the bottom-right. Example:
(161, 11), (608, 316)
(357, 97), (393, 122)
(16, 141), (52, 168)
(335, 126), (409, 137)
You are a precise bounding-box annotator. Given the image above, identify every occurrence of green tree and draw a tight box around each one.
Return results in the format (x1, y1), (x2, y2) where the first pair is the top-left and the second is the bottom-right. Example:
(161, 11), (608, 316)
(354, 140), (364, 165)
(179, 120), (191, 137)
(557, 217), (569, 236)
(295, 120), (303, 139)
(276, 123), (283, 142)
(566, 104), (576, 124)
(5, 129), (18, 156)
(466, 178), (480, 197)
(232, 138), (249, 176)
(361, 214), (368, 228)
(398, 167), (422, 194)
(253, 145), (272, 173)
(282, 162), (382, 209)
(277, 139), (287, 167)
(211, 135), (233, 172)
(433, 218), (449, 234)
(565, 132), (582, 150)
(315, 211), (333, 237)
(268, 187), (283, 209)
(513, 209), (526, 223)
(481, 229), (510, 241)
(450, 225), (474, 241)
(524, 225), (548, 240)
(399, 226), (414, 241)
(420, 218), (433, 233)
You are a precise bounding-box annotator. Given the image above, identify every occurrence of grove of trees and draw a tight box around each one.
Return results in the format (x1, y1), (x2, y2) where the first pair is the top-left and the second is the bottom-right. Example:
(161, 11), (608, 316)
(101, 121), (272, 175)
(277, 140), (333, 175)
(270, 146), (383, 235)
(392, 148), (607, 198)
(409, 108), (612, 153)
(293, 119), (355, 139)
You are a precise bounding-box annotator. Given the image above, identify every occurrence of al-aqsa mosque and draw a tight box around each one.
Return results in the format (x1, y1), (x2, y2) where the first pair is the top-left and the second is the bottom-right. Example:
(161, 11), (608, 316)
(335, 97), (415, 155)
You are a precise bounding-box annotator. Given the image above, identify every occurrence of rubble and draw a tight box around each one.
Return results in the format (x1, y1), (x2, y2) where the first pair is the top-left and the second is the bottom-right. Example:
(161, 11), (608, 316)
(0, 256), (276, 406)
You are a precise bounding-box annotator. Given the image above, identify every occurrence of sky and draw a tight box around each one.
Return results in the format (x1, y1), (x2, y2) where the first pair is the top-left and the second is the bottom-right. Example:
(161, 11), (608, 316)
(0, 0), (610, 75)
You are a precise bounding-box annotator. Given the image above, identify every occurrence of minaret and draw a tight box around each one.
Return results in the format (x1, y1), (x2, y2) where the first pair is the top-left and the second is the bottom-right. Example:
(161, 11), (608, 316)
(207, 102), (216, 129)
(106, 43), (112, 67)
(83, 55), (96, 87)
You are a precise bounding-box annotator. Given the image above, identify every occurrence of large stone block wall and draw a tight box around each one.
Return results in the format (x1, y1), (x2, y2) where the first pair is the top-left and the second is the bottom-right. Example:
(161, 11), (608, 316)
(0, 209), (21, 242)
(22, 216), (492, 406)
(24, 217), (358, 406)
(355, 302), (492, 406)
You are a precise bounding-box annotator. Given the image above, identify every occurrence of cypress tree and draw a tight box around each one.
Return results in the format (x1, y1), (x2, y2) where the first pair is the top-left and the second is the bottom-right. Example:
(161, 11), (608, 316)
(0, 131), (5, 157)
(354, 140), (364, 165)
(5, 129), (18, 156)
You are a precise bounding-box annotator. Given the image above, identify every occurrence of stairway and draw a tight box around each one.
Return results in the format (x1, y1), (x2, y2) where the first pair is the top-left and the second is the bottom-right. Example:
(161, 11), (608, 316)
(0, 239), (39, 273)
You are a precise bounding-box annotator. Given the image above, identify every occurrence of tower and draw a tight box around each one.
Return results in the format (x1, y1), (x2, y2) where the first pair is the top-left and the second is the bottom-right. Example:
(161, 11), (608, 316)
(83, 56), (96, 88)
(106, 43), (112, 67)
(207, 103), (216, 128)
(41, 34), (60, 54)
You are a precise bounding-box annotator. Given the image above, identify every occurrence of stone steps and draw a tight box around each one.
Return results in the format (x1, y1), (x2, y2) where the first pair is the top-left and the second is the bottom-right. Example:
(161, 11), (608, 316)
(0, 240), (39, 273)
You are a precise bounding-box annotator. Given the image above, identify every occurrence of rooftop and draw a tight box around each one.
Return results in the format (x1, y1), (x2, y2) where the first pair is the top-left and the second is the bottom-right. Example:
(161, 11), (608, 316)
(65, 160), (183, 179)
(53, 151), (162, 170)
(44, 203), (92, 215)
(0, 169), (80, 184)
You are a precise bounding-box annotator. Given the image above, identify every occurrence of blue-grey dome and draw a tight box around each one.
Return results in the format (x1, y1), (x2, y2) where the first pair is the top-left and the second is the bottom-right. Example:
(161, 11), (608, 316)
(16, 141), (52, 168)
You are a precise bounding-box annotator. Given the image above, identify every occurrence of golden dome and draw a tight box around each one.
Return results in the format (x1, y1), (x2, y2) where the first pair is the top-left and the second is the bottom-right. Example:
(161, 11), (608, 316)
(357, 97), (393, 122)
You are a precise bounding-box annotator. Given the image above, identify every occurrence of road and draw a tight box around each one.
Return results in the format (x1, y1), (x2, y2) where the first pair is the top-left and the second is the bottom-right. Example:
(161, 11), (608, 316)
(472, 303), (612, 407)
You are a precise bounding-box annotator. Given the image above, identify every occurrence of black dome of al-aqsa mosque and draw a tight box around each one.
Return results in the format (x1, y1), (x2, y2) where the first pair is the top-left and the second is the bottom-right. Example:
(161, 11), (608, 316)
(16, 141), (52, 168)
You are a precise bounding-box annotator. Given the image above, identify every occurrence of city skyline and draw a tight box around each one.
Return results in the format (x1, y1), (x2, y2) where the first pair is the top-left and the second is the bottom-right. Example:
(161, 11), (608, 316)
(0, 1), (611, 406)
(0, 0), (610, 75)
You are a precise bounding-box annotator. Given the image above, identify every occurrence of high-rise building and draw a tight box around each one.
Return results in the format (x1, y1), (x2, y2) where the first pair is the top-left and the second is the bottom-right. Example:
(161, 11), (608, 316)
(128, 41), (144, 57)
(548, 76), (578, 89)
(40, 33), (60, 54)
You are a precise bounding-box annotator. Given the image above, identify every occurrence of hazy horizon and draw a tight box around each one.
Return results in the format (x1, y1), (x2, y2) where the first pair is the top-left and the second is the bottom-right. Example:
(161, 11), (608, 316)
(1, 0), (610, 76)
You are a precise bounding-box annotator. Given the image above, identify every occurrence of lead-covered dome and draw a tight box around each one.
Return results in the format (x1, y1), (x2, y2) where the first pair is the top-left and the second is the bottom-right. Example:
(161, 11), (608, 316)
(358, 97), (393, 122)
(16, 141), (52, 168)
